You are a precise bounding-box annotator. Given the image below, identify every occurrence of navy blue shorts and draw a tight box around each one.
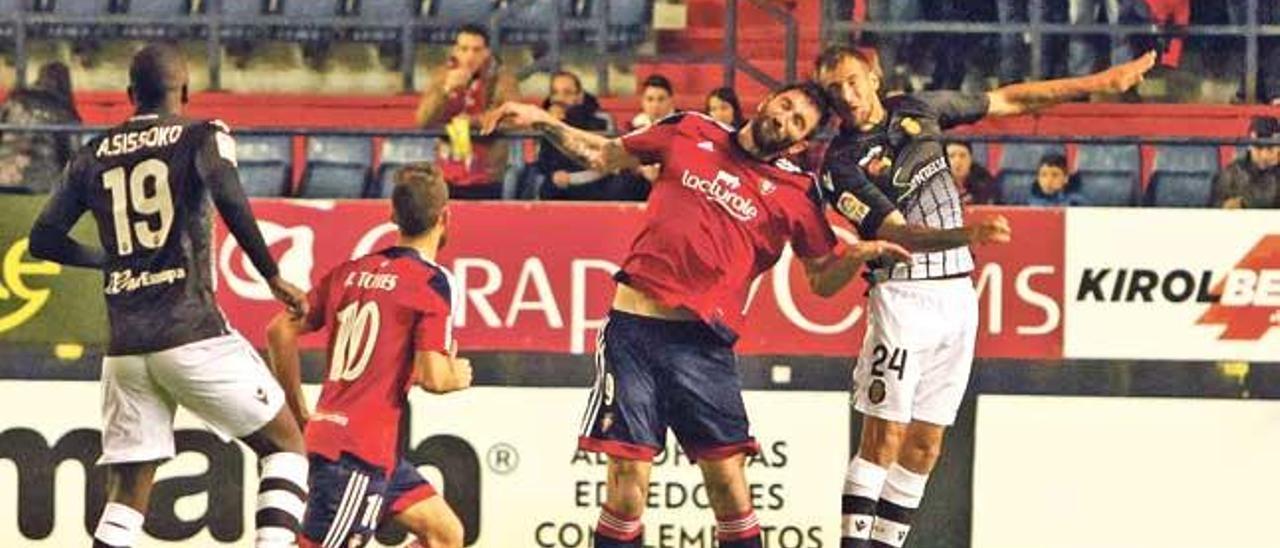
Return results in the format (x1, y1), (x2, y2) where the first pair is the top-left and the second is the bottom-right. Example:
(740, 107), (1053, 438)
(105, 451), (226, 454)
(577, 310), (760, 462)
(301, 453), (436, 548)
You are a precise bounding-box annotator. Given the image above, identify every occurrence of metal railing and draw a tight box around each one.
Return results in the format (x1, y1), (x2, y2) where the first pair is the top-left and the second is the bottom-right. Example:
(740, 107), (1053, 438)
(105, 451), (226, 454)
(821, 0), (1276, 103)
(0, 0), (803, 97)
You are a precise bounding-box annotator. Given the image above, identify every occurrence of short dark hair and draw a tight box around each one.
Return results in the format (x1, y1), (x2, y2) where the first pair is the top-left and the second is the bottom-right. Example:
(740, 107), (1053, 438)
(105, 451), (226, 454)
(1249, 115), (1278, 138)
(391, 163), (449, 237)
(641, 74), (673, 96)
(773, 80), (837, 138)
(1038, 153), (1068, 171)
(815, 44), (878, 77)
(552, 70), (583, 93)
(456, 24), (490, 47)
(129, 43), (187, 108)
(945, 141), (973, 153)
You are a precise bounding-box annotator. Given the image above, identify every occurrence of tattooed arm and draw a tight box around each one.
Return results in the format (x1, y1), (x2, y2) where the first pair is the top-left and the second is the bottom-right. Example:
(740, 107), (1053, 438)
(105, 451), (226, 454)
(483, 101), (641, 173)
(986, 51), (1156, 116)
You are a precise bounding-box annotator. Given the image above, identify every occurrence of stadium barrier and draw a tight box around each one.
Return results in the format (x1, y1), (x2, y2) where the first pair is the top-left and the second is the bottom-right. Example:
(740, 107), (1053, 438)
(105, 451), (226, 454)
(3, 196), (1276, 361)
(2, 198), (1278, 547)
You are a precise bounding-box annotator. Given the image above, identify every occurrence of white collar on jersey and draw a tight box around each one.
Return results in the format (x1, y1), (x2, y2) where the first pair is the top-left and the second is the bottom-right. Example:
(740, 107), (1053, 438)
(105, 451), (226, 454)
(128, 113), (161, 122)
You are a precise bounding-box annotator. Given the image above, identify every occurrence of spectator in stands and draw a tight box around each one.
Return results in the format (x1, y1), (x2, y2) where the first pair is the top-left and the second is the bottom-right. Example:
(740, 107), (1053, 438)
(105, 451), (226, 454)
(926, 0), (997, 90)
(705, 87), (744, 128)
(415, 24), (517, 199)
(1229, 1), (1280, 103)
(997, 0), (1070, 85)
(536, 71), (643, 201)
(1211, 116), (1280, 209)
(1028, 153), (1087, 206)
(946, 142), (999, 204)
(0, 62), (81, 193)
(629, 74), (676, 130)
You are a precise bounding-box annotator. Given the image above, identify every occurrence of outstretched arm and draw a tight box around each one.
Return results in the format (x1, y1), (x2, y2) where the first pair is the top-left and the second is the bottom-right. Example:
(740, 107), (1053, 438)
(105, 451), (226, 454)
(986, 51), (1156, 116)
(483, 102), (641, 174)
(876, 211), (1011, 253)
(802, 240), (914, 297)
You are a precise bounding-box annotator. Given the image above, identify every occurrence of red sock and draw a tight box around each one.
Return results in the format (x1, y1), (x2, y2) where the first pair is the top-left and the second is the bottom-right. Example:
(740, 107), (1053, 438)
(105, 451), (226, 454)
(717, 509), (763, 546)
(595, 505), (642, 544)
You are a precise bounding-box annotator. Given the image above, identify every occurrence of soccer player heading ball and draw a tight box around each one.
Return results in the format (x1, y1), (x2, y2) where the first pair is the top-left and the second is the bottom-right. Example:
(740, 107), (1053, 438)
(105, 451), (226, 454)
(484, 84), (912, 547)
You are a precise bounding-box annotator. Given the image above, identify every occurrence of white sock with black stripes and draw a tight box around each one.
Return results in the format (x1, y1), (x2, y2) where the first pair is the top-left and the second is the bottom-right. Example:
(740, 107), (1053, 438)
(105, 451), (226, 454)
(93, 502), (144, 548)
(256, 451), (309, 548)
(842, 456), (888, 548)
(869, 464), (929, 548)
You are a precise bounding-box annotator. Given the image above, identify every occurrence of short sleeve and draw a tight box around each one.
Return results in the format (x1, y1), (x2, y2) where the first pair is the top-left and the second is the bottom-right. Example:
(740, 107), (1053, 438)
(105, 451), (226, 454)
(303, 270), (335, 330)
(915, 91), (990, 129)
(619, 113), (684, 164)
(819, 145), (898, 238)
(789, 183), (838, 259)
(413, 270), (454, 353)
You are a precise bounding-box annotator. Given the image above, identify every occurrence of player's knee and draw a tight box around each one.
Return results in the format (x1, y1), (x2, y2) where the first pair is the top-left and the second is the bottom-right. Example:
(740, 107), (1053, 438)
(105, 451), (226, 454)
(858, 423), (907, 466)
(606, 459), (651, 513)
(899, 433), (943, 472)
(423, 513), (464, 548)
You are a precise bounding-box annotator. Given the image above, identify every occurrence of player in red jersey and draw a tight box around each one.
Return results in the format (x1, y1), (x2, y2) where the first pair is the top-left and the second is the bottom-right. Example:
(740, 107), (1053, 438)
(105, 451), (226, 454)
(485, 83), (911, 548)
(265, 163), (471, 548)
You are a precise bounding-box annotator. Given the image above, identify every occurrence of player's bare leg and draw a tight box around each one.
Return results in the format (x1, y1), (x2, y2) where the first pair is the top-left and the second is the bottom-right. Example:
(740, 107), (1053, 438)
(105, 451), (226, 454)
(240, 405), (310, 548)
(394, 496), (464, 548)
(843, 416), (940, 548)
(93, 461), (158, 548)
(593, 457), (652, 547)
(698, 454), (763, 547)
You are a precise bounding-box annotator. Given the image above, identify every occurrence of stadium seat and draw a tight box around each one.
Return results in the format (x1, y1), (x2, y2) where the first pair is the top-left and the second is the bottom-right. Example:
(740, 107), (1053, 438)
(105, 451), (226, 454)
(1151, 144), (1219, 174)
(219, 0), (273, 40)
(374, 136), (437, 197)
(424, 0), (496, 43)
(347, 0), (423, 43)
(1075, 143), (1139, 173)
(276, 0), (343, 43)
(997, 143), (1066, 173)
(300, 136), (373, 198)
(580, 0), (651, 46)
(1076, 170), (1137, 206)
(1147, 172), (1213, 207)
(33, 0), (115, 40)
(997, 169), (1036, 205)
(119, 0), (197, 39)
(502, 0), (577, 44)
(236, 134), (293, 197)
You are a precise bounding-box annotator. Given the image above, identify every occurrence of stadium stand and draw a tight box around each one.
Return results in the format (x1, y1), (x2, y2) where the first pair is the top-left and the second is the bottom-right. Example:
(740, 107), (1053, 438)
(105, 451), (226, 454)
(1075, 144), (1140, 206)
(300, 135), (373, 198)
(236, 133), (294, 197)
(996, 143), (1066, 206)
(1146, 144), (1220, 207)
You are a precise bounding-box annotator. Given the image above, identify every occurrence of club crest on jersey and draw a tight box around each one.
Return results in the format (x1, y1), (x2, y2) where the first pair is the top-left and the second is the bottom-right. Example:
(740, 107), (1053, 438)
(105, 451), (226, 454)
(900, 117), (922, 136)
(760, 179), (777, 195)
(837, 191), (870, 222)
(681, 169), (760, 221)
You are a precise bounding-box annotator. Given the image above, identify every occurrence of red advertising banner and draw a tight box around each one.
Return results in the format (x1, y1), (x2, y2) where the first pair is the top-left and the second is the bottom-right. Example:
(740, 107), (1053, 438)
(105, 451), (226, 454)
(216, 201), (1063, 358)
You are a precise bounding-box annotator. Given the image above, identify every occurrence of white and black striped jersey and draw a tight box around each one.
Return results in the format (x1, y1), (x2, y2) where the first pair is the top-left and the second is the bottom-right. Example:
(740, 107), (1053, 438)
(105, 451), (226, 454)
(818, 91), (990, 281)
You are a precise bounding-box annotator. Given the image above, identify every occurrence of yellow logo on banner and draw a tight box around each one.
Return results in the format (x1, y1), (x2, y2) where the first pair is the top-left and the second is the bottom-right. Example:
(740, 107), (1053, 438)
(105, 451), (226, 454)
(0, 238), (62, 333)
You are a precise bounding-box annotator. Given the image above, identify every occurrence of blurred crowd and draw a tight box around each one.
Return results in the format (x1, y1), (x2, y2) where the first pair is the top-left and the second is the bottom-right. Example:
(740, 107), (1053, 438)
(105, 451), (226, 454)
(840, 0), (1280, 104)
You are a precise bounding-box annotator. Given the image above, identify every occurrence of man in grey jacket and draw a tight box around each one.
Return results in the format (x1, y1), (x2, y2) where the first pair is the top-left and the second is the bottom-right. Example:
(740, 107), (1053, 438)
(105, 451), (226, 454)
(1212, 116), (1280, 209)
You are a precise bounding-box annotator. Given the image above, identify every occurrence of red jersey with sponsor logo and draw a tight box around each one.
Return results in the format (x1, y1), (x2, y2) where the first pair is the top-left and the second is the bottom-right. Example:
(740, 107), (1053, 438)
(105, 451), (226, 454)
(302, 246), (456, 473)
(616, 113), (837, 342)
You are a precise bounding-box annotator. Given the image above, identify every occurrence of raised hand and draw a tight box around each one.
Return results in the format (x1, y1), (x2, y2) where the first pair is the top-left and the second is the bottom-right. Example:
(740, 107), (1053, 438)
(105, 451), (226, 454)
(1095, 50), (1157, 94)
(267, 276), (308, 319)
(968, 214), (1012, 245)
